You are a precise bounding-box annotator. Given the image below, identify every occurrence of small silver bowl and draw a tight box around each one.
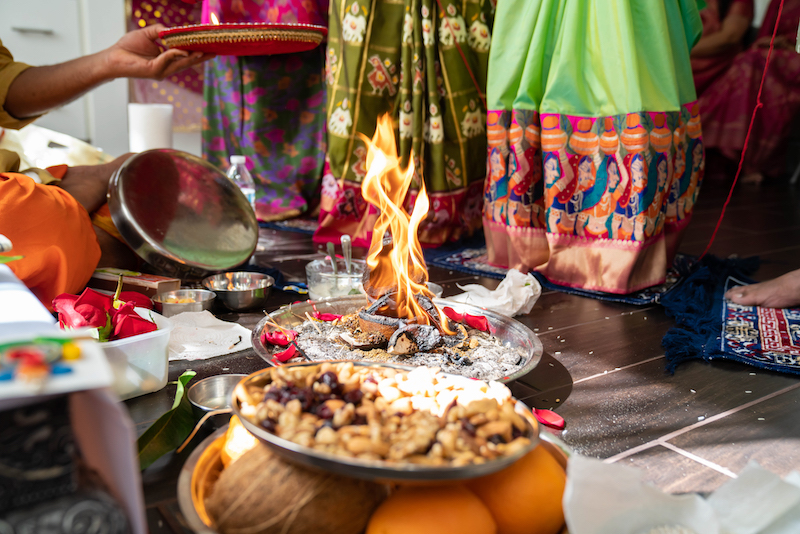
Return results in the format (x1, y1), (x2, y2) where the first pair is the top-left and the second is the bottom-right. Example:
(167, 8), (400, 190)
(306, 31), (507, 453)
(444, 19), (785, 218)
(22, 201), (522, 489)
(201, 272), (274, 311)
(152, 289), (216, 317)
(187, 374), (247, 421)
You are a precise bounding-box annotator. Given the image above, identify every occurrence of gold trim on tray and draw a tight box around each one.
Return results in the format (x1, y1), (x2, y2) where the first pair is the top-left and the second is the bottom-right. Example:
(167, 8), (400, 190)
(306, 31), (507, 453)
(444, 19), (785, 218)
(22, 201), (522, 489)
(162, 28), (324, 48)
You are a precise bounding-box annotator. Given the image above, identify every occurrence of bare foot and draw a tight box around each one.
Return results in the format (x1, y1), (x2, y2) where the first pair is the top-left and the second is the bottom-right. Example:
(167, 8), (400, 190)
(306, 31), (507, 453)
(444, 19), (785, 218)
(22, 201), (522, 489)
(725, 269), (800, 309)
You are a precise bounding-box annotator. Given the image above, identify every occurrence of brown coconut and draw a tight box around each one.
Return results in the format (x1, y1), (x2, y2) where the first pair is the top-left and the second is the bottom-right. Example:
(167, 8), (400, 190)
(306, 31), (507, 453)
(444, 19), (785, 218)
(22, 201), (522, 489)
(205, 443), (388, 534)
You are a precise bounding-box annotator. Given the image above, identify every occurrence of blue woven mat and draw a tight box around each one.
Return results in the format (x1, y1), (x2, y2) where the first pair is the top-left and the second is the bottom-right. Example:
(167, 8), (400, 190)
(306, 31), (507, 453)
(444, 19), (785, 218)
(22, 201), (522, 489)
(259, 218), (318, 235)
(661, 256), (800, 376)
(423, 234), (690, 306)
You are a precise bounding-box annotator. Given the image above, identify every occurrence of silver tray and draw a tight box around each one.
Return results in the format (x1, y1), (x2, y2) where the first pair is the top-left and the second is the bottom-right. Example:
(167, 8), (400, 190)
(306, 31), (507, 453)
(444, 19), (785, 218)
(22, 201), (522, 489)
(231, 361), (540, 482)
(250, 296), (543, 384)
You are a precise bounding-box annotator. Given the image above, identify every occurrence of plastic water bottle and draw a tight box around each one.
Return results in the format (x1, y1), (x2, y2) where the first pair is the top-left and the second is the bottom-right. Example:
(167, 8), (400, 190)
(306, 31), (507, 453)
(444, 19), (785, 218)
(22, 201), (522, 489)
(227, 155), (256, 212)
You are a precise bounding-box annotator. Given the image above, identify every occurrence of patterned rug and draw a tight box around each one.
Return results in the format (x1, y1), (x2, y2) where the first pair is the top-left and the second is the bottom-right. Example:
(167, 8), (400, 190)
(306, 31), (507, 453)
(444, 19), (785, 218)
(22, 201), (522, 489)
(260, 218), (688, 305)
(661, 256), (800, 377)
(259, 217), (319, 235)
(424, 234), (691, 306)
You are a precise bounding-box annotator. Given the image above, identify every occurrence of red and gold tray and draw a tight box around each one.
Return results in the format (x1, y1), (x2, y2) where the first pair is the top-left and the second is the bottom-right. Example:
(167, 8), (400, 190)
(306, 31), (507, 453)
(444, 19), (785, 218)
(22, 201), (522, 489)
(158, 22), (327, 56)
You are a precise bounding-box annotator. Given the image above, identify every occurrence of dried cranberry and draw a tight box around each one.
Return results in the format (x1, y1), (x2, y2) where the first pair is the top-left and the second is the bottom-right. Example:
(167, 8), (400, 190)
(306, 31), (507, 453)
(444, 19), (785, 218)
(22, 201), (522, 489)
(343, 389), (363, 404)
(315, 403), (335, 420)
(317, 371), (341, 394)
(353, 414), (368, 426)
(260, 419), (276, 433)
(487, 434), (504, 445)
(511, 426), (523, 440)
(461, 418), (477, 436)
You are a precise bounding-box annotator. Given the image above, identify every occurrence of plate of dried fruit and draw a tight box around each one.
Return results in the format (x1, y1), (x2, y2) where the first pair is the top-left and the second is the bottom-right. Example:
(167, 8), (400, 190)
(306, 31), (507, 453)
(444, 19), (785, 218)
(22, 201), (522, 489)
(231, 361), (541, 482)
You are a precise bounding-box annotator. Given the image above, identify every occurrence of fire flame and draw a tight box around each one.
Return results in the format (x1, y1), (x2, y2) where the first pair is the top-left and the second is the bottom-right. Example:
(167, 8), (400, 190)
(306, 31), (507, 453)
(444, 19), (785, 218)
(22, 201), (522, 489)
(210, 13), (220, 25)
(360, 114), (437, 323)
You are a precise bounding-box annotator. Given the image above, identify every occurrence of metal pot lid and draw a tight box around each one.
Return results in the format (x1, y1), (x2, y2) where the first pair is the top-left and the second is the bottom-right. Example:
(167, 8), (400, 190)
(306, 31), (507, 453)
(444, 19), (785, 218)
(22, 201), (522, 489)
(108, 149), (258, 273)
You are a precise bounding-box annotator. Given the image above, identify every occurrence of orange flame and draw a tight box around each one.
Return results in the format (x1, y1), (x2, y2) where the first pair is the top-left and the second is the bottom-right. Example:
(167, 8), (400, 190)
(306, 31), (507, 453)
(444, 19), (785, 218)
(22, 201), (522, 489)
(360, 114), (434, 323)
(210, 13), (220, 25)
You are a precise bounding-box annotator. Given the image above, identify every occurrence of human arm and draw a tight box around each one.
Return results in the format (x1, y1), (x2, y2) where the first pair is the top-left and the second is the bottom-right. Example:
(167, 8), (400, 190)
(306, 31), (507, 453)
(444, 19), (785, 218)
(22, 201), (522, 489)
(691, 8), (752, 58)
(4, 24), (212, 119)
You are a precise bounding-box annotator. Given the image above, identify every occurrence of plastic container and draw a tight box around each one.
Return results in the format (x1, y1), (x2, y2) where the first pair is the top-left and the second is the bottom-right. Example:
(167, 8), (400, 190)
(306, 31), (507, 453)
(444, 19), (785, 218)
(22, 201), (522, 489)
(226, 155), (256, 212)
(100, 308), (174, 401)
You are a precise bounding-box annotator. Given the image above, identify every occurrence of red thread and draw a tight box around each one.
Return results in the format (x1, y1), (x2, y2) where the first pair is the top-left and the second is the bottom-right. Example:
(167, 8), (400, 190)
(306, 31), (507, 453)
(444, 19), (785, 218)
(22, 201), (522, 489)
(433, 0), (487, 110)
(698, 0), (785, 260)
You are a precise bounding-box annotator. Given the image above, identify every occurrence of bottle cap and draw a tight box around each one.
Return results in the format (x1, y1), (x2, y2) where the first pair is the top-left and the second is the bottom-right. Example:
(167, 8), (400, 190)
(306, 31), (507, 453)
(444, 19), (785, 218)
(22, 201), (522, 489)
(230, 155), (247, 164)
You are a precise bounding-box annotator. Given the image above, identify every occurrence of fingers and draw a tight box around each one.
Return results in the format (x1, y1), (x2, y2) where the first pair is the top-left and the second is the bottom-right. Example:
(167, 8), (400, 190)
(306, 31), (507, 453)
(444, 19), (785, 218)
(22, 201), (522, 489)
(158, 52), (213, 78)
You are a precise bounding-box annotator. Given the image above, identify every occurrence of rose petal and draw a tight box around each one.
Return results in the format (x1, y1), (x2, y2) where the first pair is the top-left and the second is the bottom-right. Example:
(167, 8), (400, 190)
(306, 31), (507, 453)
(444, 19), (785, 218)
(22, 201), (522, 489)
(119, 291), (154, 310)
(464, 313), (490, 332)
(75, 288), (114, 314)
(273, 344), (300, 363)
(443, 307), (464, 323)
(532, 408), (565, 430)
(260, 329), (298, 347)
(111, 303), (157, 340)
(313, 312), (342, 322)
(52, 293), (87, 328)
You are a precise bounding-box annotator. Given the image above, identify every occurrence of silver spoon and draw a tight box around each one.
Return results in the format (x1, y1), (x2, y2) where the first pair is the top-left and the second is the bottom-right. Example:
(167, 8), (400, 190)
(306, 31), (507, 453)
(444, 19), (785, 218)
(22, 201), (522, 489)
(341, 235), (352, 275)
(326, 242), (338, 276)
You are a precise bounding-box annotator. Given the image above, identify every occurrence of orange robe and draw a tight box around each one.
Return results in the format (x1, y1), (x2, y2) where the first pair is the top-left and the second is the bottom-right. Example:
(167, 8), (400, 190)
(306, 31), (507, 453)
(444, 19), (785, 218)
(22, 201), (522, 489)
(0, 158), (100, 308)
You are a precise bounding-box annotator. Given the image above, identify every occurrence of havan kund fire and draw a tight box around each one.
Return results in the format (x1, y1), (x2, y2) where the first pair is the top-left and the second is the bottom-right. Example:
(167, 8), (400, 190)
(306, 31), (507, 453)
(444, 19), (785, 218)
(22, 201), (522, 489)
(260, 114), (527, 381)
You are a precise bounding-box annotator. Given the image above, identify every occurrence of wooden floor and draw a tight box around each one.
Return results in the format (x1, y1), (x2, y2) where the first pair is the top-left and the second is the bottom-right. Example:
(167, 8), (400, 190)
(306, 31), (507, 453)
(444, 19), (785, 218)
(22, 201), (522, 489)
(130, 177), (800, 532)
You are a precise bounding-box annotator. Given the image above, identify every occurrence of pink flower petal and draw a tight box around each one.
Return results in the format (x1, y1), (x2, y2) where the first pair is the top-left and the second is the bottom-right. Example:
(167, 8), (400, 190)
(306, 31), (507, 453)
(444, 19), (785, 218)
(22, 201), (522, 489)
(533, 408), (565, 430)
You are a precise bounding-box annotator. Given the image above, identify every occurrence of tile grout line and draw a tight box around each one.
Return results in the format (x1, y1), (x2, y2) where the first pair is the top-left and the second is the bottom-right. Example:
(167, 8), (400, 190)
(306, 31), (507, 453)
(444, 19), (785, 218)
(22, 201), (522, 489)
(572, 355), (666, 385)
(604, 382), (800, 464)
(659, 442), (739, 479)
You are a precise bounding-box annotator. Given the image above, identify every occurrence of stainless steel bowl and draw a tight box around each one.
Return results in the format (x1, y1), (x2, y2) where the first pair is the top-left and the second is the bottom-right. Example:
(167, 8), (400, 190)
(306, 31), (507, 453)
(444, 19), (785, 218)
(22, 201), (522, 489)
(232, 362), (540, 482)
(250, 295), (543, 384)
(201, 272), (274, 311)
(108, 149), (258, 281)
(187, 374), (247, 419)
(153, 289), (216, 317)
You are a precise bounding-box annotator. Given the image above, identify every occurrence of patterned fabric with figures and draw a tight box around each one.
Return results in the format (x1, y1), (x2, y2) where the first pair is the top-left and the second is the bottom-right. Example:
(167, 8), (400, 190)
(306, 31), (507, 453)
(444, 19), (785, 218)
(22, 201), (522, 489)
(315, 0), (494, 248)
(483, 0), (705, 295)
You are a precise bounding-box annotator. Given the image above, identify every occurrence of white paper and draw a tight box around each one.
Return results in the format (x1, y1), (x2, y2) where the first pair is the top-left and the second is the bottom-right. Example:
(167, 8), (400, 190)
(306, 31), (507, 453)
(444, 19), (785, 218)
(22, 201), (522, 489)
(168, 310), (253, 361)
(70, 388), (146, 534)
(0, 265), (57, 338)
(128, 103), (173, 152)
(445, 269), (542, 317)
(564, 455), (719, 534)
(707, 463), (800, 534)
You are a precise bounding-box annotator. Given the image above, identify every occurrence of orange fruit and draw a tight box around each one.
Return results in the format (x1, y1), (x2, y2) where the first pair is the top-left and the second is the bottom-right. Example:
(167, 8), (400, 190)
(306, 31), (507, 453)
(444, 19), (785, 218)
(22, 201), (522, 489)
(220, 415), (259, 468)
(466, 445), (566, 534)
(366, 484), (497, 534)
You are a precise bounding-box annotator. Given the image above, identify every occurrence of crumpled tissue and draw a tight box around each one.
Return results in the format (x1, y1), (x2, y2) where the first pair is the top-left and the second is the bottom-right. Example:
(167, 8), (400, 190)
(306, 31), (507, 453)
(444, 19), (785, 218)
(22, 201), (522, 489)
(167, 311), (252, 361)
(564, 456), (800, 534)
(445, 269), (541, 317)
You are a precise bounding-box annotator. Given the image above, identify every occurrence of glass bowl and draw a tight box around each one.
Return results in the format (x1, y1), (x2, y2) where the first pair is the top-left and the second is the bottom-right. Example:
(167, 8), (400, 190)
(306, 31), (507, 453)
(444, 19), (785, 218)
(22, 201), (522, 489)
(305, 258), (366, 300)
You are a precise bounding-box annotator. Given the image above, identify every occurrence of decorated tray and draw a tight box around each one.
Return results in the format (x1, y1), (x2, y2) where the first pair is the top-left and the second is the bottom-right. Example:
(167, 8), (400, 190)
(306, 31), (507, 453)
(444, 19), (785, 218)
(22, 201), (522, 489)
(231, 361), (541, 482)
(158, 22), (327, 56)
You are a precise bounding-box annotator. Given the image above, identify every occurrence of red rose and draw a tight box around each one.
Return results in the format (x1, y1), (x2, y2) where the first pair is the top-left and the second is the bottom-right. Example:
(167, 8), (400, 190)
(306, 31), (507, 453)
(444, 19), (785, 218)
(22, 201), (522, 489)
(111, 302), (158, 340)
(118, 291), (154, 310)
(53, 288), (114, 329)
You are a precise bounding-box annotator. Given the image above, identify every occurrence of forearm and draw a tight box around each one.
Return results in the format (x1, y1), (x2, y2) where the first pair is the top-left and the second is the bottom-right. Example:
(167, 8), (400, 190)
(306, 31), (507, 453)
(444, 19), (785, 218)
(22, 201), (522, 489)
(5, 50), (112, 119)
(691, 14), (751, 58)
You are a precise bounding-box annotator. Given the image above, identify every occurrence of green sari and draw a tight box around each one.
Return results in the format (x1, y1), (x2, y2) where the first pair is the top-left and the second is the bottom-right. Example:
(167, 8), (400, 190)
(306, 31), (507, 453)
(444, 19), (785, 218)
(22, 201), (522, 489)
(483, 0), (705, 294)
(314, 0), (494, 248)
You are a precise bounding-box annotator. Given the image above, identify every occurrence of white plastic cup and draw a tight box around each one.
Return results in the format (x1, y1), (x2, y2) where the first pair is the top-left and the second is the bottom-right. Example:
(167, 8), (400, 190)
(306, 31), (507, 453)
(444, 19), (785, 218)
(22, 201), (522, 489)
(128, 103), (173, 153)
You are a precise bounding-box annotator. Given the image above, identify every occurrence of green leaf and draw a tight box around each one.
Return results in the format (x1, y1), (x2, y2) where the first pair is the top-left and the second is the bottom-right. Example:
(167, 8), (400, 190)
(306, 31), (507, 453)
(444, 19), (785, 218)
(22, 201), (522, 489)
(137, 370), (197, 470)
(0, 255), (22, 264)
(97, 314), (112, 343)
